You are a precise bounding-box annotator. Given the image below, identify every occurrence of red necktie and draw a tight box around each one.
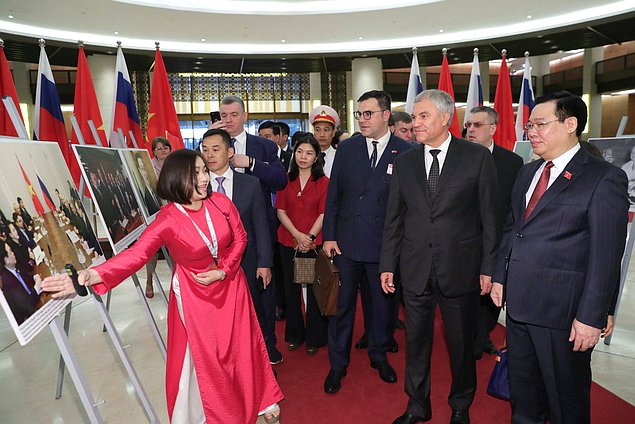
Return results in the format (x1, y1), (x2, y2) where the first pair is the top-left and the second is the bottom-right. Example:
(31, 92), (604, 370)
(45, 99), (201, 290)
(524, 161), (554, 222)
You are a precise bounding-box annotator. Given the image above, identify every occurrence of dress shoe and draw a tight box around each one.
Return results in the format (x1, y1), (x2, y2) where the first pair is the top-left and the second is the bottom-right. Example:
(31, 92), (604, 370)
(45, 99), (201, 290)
(484, 339), (498, 355)
(370, 360), (398, 383)
(306, 346), (318, 356)
(269, 348), (283, 365)
(287, 342), (302, 351)
(450, 409), (470, 424)
(324, 369), (347, 394)
(395, 319), (405, 330)
(355, 333), (368, 349)
(392, 412), (430, 424)
(388, 337), (399, 353)
(275, 308), (286, 321)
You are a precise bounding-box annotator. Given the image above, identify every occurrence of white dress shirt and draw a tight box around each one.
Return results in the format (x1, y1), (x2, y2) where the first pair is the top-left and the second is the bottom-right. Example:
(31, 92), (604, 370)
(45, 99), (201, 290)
(232, 131), (247, 173)
(210, 168), (235, 201)
(366, 130), (391, 165)
(424, 132), (453, 177)
(322, 145), (336, 178)
(525, 143), (581, 206)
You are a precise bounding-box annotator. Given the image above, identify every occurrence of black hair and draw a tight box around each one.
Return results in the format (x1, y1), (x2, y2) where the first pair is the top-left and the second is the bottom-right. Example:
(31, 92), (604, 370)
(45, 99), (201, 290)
(277, 122), (290, 136)
(258, 120), (281, 136)
(357, 90), (392, 111)
(288, 134), (325, 182)
(156, 149), (207, 205)
(200, 128), (232, 149)
(534, 91), (588, 137)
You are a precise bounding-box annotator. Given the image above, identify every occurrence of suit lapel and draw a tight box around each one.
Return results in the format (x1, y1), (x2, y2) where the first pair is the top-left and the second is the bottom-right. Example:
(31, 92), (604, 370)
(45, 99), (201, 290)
(414, 144), (432, 205)
(434, 137), (461, 196)
(518, 159), (543, 222)
(352, 137), (372, 180)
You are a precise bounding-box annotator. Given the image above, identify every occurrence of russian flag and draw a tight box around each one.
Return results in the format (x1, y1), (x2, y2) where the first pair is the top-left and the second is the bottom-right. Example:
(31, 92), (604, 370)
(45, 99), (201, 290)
(515, 52), (535, 141)
(34, 41), (70, 165)
(464, 48), (484, 128)
(405, 48), (423, 115)
(37, 173), (56, 211)
(110, 44), (143, 148)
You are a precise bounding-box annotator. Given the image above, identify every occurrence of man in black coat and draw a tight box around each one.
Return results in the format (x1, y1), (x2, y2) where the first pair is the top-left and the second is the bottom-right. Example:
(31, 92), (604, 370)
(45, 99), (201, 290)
(465, 106), (524, 358)
(380, 90), (500, 424)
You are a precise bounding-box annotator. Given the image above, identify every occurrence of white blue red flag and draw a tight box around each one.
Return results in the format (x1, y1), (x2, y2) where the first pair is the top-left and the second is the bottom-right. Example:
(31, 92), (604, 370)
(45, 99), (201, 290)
(110, 44), (143, 148)
(405, 48), (423, 115)
(464, 49), (484, 128)
(515, 53), (535, 141)
(34, 41), (70, 165)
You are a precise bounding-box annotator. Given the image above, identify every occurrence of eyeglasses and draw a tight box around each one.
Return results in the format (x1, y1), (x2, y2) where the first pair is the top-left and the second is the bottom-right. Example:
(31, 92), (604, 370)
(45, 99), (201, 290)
(523, 119), (562, 133)
(154, 146), (170, 152)
(353, 110), (385, 120)
(464, 122), (494, 129)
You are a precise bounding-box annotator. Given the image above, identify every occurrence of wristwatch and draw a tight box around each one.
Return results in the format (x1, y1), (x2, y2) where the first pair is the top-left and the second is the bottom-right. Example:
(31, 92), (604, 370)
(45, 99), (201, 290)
(308, 233), (317, 241)
(217, 269), (226, 280)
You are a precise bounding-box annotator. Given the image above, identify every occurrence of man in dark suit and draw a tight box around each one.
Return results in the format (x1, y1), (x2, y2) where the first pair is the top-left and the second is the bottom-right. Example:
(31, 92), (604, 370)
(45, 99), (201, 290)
(14, 215), (36, 250)
(491, 91), (628, 424)
(323, 90), (412, 394)
(379, 89), (500, 424)
(200, 128), (278, 361)
(259, 120), (292, 172)
(465, 106), (524, 359)
(16, 198), (33, 229)
(210, 95), (287, 364)
(0, 244), (40, 325)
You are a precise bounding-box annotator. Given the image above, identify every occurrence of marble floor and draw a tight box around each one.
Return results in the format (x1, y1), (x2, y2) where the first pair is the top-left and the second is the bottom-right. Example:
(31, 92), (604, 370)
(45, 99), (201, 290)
(1, 248), (634, 423)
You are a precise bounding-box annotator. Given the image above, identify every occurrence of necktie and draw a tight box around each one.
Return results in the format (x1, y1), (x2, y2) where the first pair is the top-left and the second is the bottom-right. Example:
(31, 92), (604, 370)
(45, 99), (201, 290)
(524, 161), (554, 222)
(320, 152), (326, 163)
(216, 176), (226, 194)
(370, 141), (379, 171)
(428, 149), (441, 198)
(13, 270), (32, 295)
(230, 138), (236, 149)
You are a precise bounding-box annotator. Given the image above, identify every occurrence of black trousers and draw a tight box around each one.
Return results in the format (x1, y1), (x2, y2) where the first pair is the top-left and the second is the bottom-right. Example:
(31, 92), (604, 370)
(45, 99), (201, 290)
(242, 248), (277, 354)
(279, 245), (328, 347)
(506, 314), (592, 424)
(402, 266), (478, 417)
(474, 293), (501, 352)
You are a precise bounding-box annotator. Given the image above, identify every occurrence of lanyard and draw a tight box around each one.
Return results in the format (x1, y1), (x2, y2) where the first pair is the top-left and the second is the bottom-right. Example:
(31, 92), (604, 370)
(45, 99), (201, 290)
(175, 203), (218, 259)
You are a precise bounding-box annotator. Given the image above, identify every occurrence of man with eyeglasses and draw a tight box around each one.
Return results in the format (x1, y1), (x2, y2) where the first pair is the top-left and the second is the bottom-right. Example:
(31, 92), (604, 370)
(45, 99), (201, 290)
(491, 91), (628, 424)
(379, 90), (499, 424)
(322, 90), (412, 394)
(465, 106), (523, 360)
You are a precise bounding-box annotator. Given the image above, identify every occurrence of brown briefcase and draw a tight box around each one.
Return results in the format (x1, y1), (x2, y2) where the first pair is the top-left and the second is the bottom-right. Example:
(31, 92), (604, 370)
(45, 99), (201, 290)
(312, 249), (340, 317)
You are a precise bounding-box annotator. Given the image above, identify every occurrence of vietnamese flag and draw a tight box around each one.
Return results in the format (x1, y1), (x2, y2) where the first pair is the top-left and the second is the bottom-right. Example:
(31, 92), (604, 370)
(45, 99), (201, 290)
(147, 45), (184, 155)
(17, 158), (45, 216)
(0, 41), (24, 137)
(493, 50), (517, 150)
(437, 49), (461, 138)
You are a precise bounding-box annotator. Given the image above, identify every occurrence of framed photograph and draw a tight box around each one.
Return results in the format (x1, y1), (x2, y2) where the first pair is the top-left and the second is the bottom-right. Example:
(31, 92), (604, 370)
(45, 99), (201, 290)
(72, 145), (146, 252)
(589, 136), (635, 210)
(120, 149), (163, 223)
(513, 140), (541, 164)
(0, 138), (104, 345)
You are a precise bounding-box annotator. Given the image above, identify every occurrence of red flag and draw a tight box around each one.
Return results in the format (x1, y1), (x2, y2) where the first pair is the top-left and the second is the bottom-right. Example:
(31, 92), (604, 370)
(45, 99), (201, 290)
(437, 50), (461, 138)
(147, 46), (183, 155)
(493, 51), (516, 150)
(71, 45), (107, 188)
(0, 42), (24, 137)
(18, 158), (45, 216)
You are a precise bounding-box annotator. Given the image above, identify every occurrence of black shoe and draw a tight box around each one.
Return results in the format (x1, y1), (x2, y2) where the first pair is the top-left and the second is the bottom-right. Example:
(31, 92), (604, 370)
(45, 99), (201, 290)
(388, 337), (399, 353)
(269, 348), (283, 365)
(484, 339), (497, 355)
(395, 319), (405, 330)
(355, 333), (368, 349)
(287, 342), (302, 351)
(306, 346), (318, 356)
(324, 369), (347, 394)
(370, 360), (398, 383)
(450, 409), (470, 424)
(275, 309), (286, 321)
(392, 412), (430, 424)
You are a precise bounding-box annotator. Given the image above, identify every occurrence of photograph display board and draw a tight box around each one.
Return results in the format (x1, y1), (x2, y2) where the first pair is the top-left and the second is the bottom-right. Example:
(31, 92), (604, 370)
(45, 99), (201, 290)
(120, 149), (163, 223)
(589, 137), (635, 210)
(0, 138), (105, 345)
(513, 140), (541, 164)
(73, 145), (146, 251)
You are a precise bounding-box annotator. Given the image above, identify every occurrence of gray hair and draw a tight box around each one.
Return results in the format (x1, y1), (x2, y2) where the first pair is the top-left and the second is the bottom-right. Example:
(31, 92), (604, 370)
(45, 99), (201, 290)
(221, 95), (245, 113)
(469, 106), (498, 124)
(414, 89), (454, 126)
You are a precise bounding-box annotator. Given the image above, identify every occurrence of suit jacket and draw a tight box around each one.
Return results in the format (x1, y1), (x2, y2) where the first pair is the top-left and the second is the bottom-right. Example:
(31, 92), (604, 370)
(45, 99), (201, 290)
(17, 227), (36, 250)
(280, 148), (292, 172)
(0, 267), (39, 325)
(323, 133), (413, 263)
(493, 147), (628, 330)
(379, 137), (500, 297)
(492, 144), (524, 231)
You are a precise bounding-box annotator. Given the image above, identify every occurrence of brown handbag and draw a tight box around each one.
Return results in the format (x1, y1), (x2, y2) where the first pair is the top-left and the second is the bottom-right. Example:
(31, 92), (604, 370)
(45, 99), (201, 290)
(312, 249), (340, 317)
(293, 249), (317, 284)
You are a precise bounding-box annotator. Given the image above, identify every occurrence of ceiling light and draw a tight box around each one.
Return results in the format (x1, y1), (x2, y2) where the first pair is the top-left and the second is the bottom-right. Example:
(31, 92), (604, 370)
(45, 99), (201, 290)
(281, 39), (286, 43)
(439, 29), (444, 33)
(281, 57), (286, 60)
(195, 61), (202, 64)
(197, 56), (203, 59)
(201, 38), (206, 42)
(8, 15), (14, 19)
(527, 15), (532, 19)
(358, 36), (363, 40)
(543, 39), (551, 44)
(114, 31), (119, 35)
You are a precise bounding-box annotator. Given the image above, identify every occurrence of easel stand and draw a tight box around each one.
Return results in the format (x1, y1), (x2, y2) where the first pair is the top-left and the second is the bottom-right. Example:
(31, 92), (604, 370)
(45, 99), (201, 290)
(49, 317), (104, 424)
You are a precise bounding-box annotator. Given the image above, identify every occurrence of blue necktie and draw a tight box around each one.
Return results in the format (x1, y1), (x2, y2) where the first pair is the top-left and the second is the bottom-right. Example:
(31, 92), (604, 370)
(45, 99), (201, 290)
(216, 176), (226, 194)
(370, 140), (378, 171)
(230, 138), (236, 149)
(13, 270), (32, 295)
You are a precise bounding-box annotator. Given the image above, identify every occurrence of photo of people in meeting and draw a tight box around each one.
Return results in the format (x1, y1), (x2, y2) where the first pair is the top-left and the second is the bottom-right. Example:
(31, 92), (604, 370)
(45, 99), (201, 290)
(73, 145), (146, 251)
(590, 137), (635, 207)
(121, 149), (163, 221)
(0, 140), (102, 343)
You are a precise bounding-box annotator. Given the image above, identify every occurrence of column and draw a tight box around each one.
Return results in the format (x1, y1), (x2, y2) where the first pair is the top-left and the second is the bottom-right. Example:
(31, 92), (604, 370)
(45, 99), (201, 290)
(87, 53), (116, 144)
(419, 65), (427, 90)
(351, 57), (383, 132)
(532, 54), (551, 96)
(11, 61), (33, 136)
(583, 47), (603, 139)
(309, 72), (321, 108)
(479, 61), (490, 103)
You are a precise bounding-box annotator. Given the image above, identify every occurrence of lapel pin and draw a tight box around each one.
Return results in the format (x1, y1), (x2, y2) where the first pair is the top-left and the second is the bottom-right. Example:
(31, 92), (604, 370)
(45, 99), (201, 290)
(564, 171), (572, 180)
(391, 150), (398, 154)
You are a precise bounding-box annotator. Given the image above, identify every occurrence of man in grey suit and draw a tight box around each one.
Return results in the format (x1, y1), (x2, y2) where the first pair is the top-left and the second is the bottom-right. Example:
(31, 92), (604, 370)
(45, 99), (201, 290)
(380, 90), (500, 424)
(200, 128), (276, 359)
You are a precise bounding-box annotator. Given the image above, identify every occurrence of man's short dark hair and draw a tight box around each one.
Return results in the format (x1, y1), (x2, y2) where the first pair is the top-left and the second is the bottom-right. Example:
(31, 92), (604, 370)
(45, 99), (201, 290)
(535, 91), (587, 137)
(156, 149), (207, 205)
(277, 122), (290, 137)
(468, 106), (498, 124)
(357, 90), (392, 111)
(258, 120), (280, 136)
(16, 197), (22, 203)
(200, 129), (232, 149)
(392, 111), (412, 124)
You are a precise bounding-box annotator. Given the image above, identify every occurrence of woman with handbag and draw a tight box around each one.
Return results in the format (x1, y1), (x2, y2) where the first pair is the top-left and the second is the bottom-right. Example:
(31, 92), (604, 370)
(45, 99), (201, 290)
(276, 134), (329, 355)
